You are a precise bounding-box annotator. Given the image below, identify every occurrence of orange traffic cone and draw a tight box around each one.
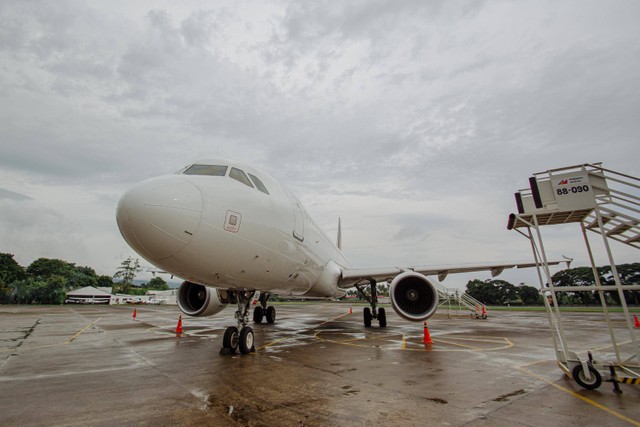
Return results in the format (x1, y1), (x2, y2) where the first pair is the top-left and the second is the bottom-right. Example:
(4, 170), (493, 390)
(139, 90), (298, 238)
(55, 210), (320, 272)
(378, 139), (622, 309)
(633, 314), (640, 328)
(423, 321), (433, 344)
(176, 315), (183, 333)
(349, 307), (353, 315)
(132, 307), (137, 319)
(481, 305), (487, 319)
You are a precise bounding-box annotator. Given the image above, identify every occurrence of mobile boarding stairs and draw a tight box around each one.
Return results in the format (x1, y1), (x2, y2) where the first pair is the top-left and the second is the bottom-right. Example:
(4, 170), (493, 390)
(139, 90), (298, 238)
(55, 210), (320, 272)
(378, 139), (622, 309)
(507, 163), (640, 391)
(435, 285), (487, 319)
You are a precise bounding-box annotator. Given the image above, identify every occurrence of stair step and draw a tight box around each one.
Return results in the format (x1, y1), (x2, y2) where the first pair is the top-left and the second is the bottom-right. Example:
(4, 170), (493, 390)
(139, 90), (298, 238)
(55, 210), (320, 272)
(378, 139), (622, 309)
(586, 214), (614, 229)
(607, 221), (638, 236)
(626, 234), (640, 244)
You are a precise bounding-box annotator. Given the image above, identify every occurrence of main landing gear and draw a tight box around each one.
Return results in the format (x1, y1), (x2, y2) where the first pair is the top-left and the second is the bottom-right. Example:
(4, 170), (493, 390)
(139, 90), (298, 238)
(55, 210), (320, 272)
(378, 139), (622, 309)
(220, 291), (276, 356)
(355, 280), (387, 328)
(252, 292), (276, 325)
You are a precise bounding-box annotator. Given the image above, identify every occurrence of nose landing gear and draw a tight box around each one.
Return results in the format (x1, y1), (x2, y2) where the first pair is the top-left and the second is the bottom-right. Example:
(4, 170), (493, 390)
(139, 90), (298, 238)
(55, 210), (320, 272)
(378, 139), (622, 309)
(220, 291), (277, 355)
(220, 290), (257, 355)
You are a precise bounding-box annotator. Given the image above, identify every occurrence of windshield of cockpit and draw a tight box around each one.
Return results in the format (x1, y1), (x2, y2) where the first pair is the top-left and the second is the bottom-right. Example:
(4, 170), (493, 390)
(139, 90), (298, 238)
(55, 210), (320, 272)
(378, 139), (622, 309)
(183, 164), (228, 176)
(181, 164), (270, 195)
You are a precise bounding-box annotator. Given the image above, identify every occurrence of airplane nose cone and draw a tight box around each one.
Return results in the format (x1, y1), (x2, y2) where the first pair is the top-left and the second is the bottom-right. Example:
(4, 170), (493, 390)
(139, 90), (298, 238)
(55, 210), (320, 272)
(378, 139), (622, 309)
(116, 176), (203, 261)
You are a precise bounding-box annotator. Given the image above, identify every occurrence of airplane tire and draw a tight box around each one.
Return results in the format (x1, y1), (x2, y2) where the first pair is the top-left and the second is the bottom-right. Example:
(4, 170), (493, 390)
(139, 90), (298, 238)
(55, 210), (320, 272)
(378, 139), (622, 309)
(223, 326), (239, 351)
(572, 364), (602, 390)
(378, 307), (387, 327)
(253, 306), (264, 323)
(364, 307), (372, 327)
(239, 326), (254, 355)
(266, 306), (276, 324)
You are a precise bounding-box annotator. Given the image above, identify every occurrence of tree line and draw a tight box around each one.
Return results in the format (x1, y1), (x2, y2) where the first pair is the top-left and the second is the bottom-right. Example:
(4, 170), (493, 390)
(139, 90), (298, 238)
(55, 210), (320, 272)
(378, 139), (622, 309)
(1, 251), (638, 306)
(465, 263), (640, 306)
(0, 253), (168, 304)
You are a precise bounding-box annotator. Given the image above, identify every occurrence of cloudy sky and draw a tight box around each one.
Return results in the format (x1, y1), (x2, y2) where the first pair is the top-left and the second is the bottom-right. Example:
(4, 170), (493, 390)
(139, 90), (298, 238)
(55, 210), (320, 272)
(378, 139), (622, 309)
(1, 0), (638, 289)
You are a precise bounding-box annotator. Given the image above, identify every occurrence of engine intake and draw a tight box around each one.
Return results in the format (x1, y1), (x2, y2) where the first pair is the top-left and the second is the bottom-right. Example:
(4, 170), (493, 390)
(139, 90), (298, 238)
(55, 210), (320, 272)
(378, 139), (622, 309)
(390, 272), (439, 321)
(177, 281), (229, 317)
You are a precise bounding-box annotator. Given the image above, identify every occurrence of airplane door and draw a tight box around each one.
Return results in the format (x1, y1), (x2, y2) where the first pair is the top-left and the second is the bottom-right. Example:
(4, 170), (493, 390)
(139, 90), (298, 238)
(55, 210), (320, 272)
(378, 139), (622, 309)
(284, 186), (304, 242)
(293, 200), (304, 242)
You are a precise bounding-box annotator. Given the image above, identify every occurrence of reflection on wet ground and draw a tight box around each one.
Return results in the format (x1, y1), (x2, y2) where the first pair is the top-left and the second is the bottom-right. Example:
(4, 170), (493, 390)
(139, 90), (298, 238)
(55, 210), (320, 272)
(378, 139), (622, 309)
(0, 304), (638, 426)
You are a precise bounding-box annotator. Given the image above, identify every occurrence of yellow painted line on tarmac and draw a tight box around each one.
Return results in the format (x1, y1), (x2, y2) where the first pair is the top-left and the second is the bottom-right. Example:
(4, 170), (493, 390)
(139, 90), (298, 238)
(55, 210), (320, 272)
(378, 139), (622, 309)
(427, 337), (513, 352)
(66, 318), (101, 344)
(480, 337), (514, 352)
(0, 343), (61, 353)
(314, 332), (358, 348)
(1, 318), (101, 354)
(317, 312), (351, 327)
(337, 334), (404, 344)
(517, 365), (640, 427)
(441, 336), (511, 344)
(587, 340), (633, 353)
(148, 326), (197, 337)
(255, 338), (292, 351)
(315, 331), (513, 352)
(405, 337), (513, 352)
(434, 338), (481, 350)
(314, 331), (386, 349)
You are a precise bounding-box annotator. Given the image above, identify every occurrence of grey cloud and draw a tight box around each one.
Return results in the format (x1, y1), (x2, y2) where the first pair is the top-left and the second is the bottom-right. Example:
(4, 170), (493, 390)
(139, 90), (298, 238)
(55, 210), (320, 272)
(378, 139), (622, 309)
(278, 1), (474, 48)
(180, 10), (227, 47)
(266, 0), (486, 76)
(1, 1), (639, 279)
(0, 188), (32, 201)
(0, 198), (87, 262)
(392, 224), (430, 244)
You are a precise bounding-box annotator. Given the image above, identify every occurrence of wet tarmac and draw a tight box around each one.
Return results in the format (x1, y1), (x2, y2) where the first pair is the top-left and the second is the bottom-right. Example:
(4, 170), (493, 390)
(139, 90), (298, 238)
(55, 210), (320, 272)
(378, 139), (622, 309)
(1, 303), (639, 426)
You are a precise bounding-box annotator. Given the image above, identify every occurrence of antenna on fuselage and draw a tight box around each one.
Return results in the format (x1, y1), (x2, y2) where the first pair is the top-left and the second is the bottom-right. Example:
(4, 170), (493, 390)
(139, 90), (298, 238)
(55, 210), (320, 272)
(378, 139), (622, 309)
(336, 217), (342, 251)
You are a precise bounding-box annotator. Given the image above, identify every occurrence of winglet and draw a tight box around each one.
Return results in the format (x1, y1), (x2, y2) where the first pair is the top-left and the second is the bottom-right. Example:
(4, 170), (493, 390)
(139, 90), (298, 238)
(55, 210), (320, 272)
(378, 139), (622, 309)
(336, 217), (342, 251)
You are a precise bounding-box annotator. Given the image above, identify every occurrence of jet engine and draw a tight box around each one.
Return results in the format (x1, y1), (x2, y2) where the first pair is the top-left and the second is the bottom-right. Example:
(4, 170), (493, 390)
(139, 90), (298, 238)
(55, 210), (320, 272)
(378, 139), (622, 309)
(389, 272), (439, 321)
(177, 281), (229, 317)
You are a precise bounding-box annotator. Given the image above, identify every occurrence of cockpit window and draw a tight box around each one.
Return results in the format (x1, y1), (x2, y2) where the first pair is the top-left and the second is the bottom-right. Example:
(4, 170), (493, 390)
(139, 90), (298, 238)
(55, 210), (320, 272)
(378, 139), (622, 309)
(229, 167), (254, 188)
(248, 173), (270, 195)
(183, 164), (228, 176)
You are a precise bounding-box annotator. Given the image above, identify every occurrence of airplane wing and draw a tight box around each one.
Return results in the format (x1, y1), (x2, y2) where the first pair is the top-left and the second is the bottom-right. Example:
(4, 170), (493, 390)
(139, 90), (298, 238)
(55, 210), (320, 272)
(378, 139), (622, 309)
(337, 257), (572, 288)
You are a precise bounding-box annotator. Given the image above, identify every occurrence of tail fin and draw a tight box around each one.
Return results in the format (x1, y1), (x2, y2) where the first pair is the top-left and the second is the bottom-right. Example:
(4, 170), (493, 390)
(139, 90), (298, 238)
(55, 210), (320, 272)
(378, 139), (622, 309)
(336, 217), (342, 251)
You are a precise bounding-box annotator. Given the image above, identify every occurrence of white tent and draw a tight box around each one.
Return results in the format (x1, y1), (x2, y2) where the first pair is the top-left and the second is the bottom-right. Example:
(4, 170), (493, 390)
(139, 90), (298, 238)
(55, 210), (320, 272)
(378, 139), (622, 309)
(66, 286), (113, 304)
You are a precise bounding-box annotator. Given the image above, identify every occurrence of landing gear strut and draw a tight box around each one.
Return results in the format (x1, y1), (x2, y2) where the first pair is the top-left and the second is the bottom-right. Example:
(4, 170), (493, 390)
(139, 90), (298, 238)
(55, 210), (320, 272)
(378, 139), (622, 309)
(355, 280), (387, 328)
(220, 290), (257, 355)
(253, 292), (276, 324)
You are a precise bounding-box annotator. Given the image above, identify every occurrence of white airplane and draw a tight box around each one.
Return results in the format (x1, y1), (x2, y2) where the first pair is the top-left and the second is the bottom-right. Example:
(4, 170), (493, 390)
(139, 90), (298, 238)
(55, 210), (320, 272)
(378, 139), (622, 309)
(116, 159), (566, 355)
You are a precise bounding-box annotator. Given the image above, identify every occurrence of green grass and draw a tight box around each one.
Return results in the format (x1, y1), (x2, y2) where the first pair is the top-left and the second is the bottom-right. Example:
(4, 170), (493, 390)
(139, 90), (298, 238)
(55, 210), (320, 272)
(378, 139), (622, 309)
(488, 305), (639, 313)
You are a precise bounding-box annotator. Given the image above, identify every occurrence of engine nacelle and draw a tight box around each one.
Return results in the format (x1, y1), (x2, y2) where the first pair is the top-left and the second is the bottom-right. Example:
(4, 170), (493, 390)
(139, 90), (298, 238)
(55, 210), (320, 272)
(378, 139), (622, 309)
(390, 272), (439, 321)
(177, 281), (229, 317)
